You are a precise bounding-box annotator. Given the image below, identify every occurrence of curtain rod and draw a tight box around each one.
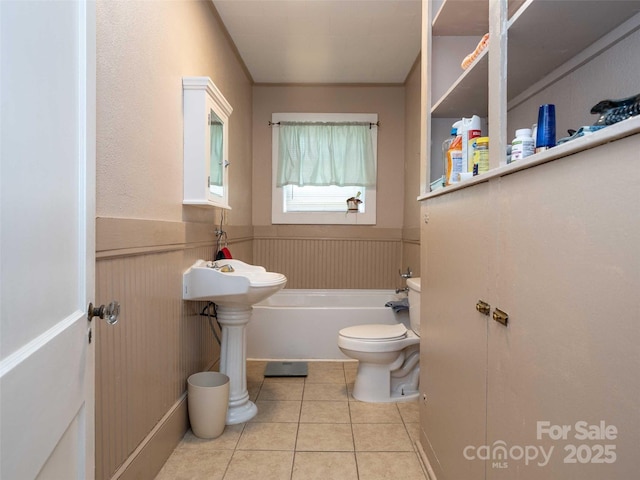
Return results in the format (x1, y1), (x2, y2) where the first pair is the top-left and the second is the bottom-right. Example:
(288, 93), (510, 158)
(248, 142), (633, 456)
(269, 121), (379, 129)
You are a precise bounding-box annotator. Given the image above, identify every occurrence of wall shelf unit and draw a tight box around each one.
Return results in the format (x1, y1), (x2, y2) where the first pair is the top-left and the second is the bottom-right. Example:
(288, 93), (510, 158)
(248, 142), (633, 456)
(431, 49), (488, 118)
(418, 1), (640, 478)
(424, 0), (640, 181)
(419, 114), (640, 201)
(507, 0), (640, 103)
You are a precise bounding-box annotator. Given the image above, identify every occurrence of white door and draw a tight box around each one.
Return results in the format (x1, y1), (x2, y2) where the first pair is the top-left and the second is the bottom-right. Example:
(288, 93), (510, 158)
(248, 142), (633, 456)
(1, 1), (96, 478)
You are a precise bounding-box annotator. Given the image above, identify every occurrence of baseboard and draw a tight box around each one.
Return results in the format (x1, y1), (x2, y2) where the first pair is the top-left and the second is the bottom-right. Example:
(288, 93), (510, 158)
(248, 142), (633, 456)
(112, 393), (189, 480)
(416, 440), (438, 480)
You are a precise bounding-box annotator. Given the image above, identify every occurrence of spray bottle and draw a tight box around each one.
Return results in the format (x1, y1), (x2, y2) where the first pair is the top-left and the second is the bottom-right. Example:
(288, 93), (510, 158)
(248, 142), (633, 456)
(442, 127), (457, 187)
(460, 115), (482, 173)
(445, 121), (463, 186)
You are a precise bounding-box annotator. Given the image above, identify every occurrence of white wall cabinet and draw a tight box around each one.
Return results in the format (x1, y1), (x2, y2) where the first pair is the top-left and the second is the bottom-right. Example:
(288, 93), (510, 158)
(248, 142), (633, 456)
(419, 0), (640, 478)
(183, 77), (233, 209)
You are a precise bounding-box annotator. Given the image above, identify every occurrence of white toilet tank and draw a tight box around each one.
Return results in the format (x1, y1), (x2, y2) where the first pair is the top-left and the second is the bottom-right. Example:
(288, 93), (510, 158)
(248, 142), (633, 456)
(407, 278), (421, 336)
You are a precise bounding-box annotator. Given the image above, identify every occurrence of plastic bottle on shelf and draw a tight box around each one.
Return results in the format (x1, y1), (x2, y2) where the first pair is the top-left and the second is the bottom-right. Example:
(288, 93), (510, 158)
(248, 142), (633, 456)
(511, 128), (535, 161)
(460, 115), (482, 173)
(442, 127), (457, 186)
(473, 137), (489, 174)
(445, 121), (463, 186)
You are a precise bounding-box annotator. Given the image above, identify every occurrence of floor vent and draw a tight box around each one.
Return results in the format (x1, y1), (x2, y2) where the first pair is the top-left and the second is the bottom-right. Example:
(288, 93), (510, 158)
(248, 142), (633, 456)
(264, 361), (308, 377)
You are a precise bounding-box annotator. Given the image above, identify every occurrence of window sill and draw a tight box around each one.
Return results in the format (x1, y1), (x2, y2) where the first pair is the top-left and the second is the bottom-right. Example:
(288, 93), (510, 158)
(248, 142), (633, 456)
(272, 210), (375, 225)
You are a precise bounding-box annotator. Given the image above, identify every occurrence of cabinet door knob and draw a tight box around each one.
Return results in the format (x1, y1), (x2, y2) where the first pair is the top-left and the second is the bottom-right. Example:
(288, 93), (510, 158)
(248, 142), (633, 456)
(493, 308), (509, 326)
(476, 300), (490, 315)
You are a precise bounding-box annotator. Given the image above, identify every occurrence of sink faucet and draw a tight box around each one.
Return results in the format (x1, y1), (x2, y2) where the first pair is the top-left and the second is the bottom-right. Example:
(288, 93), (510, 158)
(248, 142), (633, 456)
(210, 262), (235, 272)
(396, 267), (412, 293)
(399, 267), (412, 279)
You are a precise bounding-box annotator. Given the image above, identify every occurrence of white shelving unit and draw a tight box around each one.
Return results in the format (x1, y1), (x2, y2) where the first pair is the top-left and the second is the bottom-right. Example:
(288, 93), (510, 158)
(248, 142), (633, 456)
(421, 0), (640, 189)
(417, 2), (640, 478)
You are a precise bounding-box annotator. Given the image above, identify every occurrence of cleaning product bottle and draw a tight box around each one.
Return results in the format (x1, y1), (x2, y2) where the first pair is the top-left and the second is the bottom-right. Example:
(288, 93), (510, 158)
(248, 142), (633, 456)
(460, 115), (482, 173)
(473, 137), (489, 174)
(445, 121), (463, 186)
(442, 127), (457, 187)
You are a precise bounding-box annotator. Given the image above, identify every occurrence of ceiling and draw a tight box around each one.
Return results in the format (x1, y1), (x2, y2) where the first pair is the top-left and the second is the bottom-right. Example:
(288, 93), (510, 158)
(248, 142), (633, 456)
(212, 0), (422, 84)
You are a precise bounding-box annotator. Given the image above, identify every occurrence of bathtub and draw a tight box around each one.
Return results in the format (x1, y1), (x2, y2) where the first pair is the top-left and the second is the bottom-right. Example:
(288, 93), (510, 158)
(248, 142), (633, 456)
(247, 289), (409, 360)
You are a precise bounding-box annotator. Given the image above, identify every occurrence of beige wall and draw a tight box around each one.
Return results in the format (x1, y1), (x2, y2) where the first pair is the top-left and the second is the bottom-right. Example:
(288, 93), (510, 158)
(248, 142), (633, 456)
(95, 1), (252, 478)
(402, 57), (422, 277)
(251, 84), (408, 288)
(97, 0), (252, 226)
(252, 84), (406, 229)
(95, 0), (423, 475)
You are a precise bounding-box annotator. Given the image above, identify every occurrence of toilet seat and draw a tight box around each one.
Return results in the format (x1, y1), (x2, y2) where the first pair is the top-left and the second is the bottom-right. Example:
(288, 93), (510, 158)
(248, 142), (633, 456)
(337, 278), (421, 403)
(338, 325), (419, 354)
(339, 324), (407, 341)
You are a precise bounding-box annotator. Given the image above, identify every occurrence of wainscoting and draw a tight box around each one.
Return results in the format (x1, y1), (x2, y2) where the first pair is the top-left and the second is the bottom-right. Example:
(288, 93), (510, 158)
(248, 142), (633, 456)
(95, 218), (252, 480)
(253, 226), (405, 290)
(401, 227), (421, 280)
(94, 219), (418, 479)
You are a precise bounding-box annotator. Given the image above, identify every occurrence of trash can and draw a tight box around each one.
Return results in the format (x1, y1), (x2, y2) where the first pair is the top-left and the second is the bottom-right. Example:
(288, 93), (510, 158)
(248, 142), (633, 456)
(187, 372), (229, 439)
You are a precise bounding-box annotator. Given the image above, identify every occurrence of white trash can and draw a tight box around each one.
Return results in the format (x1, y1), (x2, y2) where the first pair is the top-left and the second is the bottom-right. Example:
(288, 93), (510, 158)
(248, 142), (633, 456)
(187, 372), (229, 439)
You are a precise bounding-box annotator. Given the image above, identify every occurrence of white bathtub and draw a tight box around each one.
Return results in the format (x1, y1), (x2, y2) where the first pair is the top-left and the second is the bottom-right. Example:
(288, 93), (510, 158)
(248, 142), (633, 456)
(247, 289), (409, 360)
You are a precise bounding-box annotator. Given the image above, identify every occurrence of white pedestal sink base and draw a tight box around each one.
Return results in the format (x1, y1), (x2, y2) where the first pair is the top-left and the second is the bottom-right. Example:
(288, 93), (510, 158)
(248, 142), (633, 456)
(182, 259), (286, 424)
(217, 305), (257, 424)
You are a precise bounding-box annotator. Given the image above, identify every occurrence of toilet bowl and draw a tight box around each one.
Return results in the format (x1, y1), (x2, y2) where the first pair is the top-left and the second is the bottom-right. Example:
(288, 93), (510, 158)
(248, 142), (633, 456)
(338, 278), (421, 402)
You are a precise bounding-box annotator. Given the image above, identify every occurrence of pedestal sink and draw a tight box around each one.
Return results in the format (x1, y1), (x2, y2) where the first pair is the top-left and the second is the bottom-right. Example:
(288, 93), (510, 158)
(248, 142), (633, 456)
(183, 259), (287, 424)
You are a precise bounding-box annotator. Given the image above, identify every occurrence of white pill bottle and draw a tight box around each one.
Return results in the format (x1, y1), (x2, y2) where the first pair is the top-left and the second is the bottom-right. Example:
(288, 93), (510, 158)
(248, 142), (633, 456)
(511, 128), (535, 161)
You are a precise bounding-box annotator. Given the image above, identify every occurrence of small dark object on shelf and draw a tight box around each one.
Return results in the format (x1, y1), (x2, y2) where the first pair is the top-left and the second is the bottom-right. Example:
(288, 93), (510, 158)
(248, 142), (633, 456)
(591, 93), (640, 126)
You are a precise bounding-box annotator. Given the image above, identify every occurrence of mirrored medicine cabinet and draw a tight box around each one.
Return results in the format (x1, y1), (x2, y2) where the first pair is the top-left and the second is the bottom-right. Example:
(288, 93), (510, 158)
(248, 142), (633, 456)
(183, 76), (233, 209)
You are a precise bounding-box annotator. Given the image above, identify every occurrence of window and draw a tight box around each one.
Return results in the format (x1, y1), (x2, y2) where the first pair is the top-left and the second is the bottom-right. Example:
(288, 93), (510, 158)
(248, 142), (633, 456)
(271, 113), (378, 224)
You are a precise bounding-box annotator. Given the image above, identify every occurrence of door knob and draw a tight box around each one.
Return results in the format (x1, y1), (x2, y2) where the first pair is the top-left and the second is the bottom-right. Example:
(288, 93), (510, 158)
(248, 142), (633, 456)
(87, 301), (120, 325)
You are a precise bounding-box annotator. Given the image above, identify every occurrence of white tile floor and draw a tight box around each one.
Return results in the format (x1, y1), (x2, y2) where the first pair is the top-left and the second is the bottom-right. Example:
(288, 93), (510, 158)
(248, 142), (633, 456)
(155, 361), (427, 480)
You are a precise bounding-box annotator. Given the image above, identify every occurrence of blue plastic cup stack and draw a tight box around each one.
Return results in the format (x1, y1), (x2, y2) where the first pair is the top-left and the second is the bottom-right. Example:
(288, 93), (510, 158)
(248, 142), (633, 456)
(535, 104), (556, 153)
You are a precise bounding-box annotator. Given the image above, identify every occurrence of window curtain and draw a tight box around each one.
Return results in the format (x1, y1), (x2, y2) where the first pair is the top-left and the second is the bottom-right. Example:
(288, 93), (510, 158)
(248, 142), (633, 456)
(276, 122), (376, 187)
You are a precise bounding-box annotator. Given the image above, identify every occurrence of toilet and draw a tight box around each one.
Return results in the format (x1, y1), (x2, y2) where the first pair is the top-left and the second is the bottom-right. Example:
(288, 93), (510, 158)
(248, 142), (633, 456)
(338, 278), (421, 402)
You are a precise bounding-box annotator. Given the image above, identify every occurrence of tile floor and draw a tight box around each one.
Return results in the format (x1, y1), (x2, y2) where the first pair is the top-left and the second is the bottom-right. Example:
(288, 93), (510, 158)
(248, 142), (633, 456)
(155, 361), (427, 480)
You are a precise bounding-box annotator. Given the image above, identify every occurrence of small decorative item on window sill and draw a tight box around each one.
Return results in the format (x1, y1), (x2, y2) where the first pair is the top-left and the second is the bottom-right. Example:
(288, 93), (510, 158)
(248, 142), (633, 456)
(346, 191), (362, 213)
